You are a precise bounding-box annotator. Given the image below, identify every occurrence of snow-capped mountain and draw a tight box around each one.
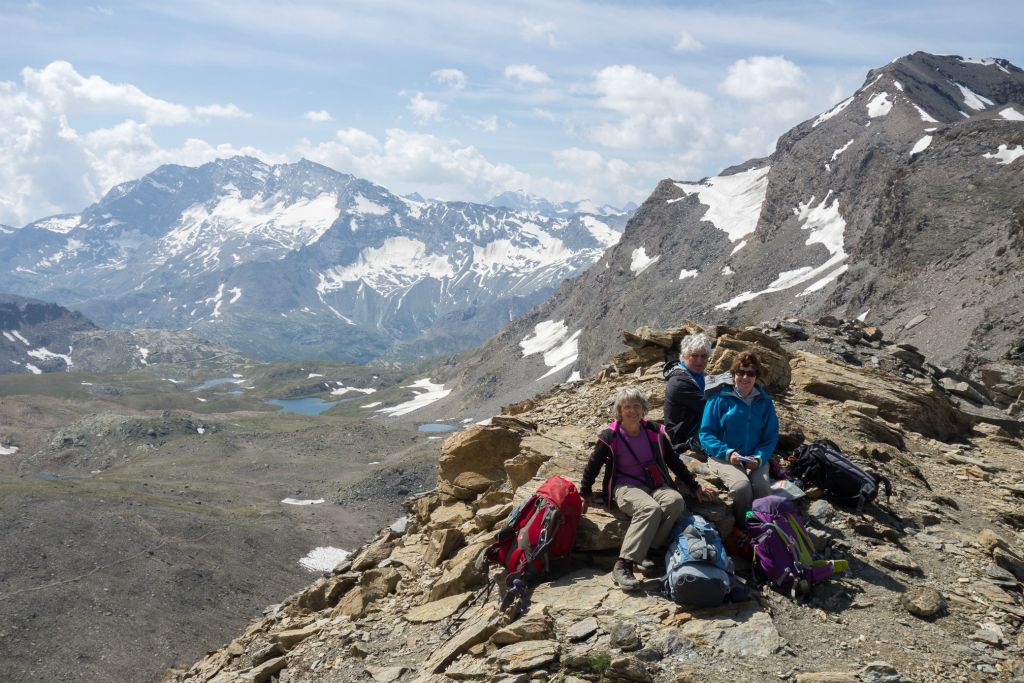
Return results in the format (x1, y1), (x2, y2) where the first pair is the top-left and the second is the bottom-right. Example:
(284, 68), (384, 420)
(487, 191), (637, 219)
(418, 52), (1024, 417)
(0, 159), (623, 361)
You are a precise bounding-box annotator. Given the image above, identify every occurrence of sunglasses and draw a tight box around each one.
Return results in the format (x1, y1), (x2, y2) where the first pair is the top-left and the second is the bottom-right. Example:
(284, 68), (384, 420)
(734, 369), (757, 378)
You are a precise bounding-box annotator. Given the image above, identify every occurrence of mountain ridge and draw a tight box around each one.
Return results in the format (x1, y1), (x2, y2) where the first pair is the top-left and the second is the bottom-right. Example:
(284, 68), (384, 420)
(0, 158), (628, 363)
(415, 52), (1024, 421)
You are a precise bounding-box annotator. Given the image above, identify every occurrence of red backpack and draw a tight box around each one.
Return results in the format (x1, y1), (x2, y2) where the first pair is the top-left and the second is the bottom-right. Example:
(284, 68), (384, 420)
(482, 475), (583, 580)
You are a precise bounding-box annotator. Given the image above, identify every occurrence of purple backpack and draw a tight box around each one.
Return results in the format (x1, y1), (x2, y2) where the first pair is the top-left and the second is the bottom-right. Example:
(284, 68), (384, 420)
(747, 495), (847, 595)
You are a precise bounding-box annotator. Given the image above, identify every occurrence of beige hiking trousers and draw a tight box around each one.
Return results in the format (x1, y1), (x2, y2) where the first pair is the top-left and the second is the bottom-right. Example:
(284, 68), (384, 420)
(612, 484), (686, 564)
(706, 457), (772, 523)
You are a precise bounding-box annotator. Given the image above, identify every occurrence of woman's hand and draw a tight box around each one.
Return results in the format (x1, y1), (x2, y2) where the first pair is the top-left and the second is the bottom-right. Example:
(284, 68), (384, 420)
(695, 485), (717, 503)
(730, 453), (759, 471)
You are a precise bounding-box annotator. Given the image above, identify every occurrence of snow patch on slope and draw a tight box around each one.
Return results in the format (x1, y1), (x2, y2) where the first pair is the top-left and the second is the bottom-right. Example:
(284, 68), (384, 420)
(813, 97), (853, 127)
(716, 194), (847, 310)
(318, 237), (454, 298)
(299, 547), (350, 572)
(35, 216), (81, 234)
(866, 92), (892, 118)
(960, 57), (1011, 74)
(520, 320), (581, 381)
(376, 378), (451, 417)
(831, 139), (855, 161)
(581, 216), (621, 248)
(999, 107), (1024, 122)
(163, 191), (339, 259)
(27, 347), (73, 369)
(954, 82), (995, 110)
(352, 195), (389, 215)
(983, 145), (1024, 164)
(912, 103), (939, 123)
(673, 166), (770, 245)
(910, 135), (933, 156)
(630, 247), (659, 275)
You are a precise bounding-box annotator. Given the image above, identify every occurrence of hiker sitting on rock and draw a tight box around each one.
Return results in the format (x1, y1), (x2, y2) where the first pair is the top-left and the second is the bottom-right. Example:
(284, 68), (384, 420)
(663, 332), (713, 456)
(580, 387), (716, 591)
(699, 351), (779, 525)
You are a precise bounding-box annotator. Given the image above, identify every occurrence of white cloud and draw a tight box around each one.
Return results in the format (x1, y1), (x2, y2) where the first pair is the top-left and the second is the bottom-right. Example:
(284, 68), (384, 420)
(407, 91), (444, 122)
(194, 103), (250, 119)
(304, 109), (334, 122)
(430, 68), (467, 90)
(474, 115), (498, 132)
(19, 61), (249, 125)
(720, 56), (806, 101)
(0, 60), (269, 225)
(674, 31), (703, 52)
(589, 65), (711, 149)
(331, 127), (381, 152)
(520, 19), (561, 48)
(505, 64), (552, 85)
(298, 127), (530, 201)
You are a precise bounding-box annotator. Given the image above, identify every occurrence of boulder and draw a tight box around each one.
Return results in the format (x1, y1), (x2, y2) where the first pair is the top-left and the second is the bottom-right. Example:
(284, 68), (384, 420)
(427, 540), (490, 602)
(351, 538), (394, 572)
(271, 624), (320, 650)
(494, 639), (559, 673)
(425, 528), (465, 567)
(505, 450), (548, 490)
(449, 471), (495, 500)
(790, 352), (973, 441)
(422, 605), (501, 674)
(708, 330), (791, 394)
(365, 665), (407, 683)
(295, 574), (356, 612)
(602, 655), (653, 682)
(438, 425), (523, 496)
(612, 345), (667, 373)
(576, 507), (630, 551)
(430, 502), (474, 528)
(900, 587), (946, 619)
(867, 548), (922, 575)
(405, 591), (474, 624)
(490, 608), (555, 645)
(475, 503), (513, 529)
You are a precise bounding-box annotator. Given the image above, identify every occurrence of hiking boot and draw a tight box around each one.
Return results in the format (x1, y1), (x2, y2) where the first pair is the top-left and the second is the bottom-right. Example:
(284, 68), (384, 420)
(638, 558), (663, 579)
(612, 559), (641, 590)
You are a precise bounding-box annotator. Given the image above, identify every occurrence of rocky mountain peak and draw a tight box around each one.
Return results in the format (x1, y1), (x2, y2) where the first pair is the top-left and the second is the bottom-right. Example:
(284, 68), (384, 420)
(170, 320), (1024, 683)
(427, 52), (1024, 419)
(0, 158), (626, 363)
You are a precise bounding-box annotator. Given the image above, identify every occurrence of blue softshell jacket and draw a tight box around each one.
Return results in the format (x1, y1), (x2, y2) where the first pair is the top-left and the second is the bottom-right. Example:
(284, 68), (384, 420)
(698, 384), (779, 467)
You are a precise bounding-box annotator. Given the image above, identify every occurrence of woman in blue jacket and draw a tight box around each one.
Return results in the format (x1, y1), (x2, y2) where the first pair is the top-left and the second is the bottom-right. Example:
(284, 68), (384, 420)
(699, 351), (778, 524)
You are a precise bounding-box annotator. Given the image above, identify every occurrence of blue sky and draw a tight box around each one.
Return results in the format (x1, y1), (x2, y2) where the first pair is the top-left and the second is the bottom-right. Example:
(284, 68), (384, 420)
(1, 0), (1022, 226)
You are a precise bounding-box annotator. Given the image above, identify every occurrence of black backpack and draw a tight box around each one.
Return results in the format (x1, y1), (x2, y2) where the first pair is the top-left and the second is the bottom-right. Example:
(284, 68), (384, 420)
(788, 439), (892, 512)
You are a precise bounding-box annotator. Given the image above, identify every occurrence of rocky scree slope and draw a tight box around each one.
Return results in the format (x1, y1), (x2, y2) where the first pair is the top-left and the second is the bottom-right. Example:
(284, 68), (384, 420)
(0, 158), (626, 363)
(173, 321), (1024, 683)
(421, 52), (1024, 419)
(0, 292), (96, 374)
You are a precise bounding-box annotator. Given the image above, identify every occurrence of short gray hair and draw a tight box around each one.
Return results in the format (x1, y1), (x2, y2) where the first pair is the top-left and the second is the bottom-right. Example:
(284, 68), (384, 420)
(680, 332), (713, 359)
(612, 387), (649, 421)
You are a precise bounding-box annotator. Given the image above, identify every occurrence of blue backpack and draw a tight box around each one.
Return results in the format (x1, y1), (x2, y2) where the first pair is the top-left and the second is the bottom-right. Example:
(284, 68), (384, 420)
(663, 515), (750, 607)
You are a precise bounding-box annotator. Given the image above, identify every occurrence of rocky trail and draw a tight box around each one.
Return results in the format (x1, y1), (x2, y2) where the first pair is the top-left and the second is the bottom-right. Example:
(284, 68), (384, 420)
(170, 319), (1024, 683)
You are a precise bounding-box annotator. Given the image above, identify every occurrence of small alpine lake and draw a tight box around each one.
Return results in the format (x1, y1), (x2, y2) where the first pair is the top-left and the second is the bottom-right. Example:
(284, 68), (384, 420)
(417, 423), (459, 433)
(266, 397), (340, 415)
